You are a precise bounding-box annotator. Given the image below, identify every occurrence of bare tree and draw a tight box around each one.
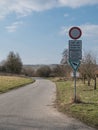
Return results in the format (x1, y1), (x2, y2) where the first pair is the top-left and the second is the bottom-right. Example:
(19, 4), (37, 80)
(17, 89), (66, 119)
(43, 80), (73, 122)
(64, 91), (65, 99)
(22, 67), (34, 77)
(51, 65), (66, 77)
(60, 49), (69, 65)
(36, 66), (51, 77)
(60, 48), (71, 77)
(80, 52), (97, 88)
(79, 62), (86, 84)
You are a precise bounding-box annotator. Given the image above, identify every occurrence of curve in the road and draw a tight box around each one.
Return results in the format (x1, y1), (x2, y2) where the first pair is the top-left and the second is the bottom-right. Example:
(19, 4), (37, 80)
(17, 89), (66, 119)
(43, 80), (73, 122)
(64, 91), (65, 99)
(0, 78), (96, 130)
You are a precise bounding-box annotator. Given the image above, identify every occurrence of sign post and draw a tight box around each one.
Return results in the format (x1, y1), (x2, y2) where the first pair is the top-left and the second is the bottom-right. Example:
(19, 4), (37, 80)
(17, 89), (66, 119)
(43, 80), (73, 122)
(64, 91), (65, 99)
(68, 27), (82, 103)
(74, 70), (76, 102)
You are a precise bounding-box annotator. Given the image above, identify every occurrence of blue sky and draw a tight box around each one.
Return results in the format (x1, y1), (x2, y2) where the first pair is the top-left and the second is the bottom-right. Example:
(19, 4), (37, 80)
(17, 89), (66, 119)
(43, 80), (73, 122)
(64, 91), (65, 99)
(0, 0), (98, 64)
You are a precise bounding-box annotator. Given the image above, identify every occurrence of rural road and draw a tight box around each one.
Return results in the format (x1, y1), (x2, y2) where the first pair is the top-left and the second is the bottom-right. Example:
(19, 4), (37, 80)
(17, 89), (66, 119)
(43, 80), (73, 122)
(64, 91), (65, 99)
(0, 78), (96, 130)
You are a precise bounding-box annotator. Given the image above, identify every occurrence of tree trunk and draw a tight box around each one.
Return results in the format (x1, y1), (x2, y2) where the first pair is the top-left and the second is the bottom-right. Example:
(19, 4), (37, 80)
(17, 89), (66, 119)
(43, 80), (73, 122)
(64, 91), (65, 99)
(94, 76), (96, 90)
(82, 74), (86, 84)
(83, 77), (86, 84)
(88, 78), (90, 86)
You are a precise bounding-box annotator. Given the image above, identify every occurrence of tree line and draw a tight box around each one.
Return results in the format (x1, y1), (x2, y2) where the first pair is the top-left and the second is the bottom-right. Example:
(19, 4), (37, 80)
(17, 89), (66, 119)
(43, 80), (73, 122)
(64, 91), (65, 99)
(0, 51), (70, 77)
(0, 50), (97, 90)
(61, 49), (98, 89)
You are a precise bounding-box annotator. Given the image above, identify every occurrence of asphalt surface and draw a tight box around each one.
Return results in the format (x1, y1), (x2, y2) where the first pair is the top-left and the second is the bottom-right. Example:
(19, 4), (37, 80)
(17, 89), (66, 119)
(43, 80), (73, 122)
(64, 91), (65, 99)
(0, 78), (96, 130)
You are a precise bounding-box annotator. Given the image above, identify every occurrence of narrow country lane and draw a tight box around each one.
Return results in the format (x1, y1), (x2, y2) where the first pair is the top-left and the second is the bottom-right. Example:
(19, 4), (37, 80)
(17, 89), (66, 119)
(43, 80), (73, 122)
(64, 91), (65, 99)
(0, 78), (96, 130)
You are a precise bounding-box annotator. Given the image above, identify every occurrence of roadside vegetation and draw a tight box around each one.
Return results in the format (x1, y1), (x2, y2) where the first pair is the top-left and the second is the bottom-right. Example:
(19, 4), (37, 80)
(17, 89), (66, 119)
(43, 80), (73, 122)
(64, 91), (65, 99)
(55, 78), (98, 128)
(0, 76), (34, 93)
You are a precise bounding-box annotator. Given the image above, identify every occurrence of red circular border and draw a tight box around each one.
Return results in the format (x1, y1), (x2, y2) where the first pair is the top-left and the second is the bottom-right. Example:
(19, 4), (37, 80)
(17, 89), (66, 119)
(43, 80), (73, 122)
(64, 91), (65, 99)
(69, 27), (82, 39)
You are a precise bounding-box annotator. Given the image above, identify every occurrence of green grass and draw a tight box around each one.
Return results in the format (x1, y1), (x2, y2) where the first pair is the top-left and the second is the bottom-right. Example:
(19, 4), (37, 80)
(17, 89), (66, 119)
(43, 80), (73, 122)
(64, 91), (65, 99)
(0, 76), (34, 93)
(55, 79), (98, 128)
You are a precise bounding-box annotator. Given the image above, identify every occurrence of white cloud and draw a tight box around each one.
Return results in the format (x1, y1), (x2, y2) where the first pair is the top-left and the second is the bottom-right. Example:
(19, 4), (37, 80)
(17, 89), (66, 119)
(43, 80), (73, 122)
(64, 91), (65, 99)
(80, 24), (98, 49)
(5, 21), (23, 32)
(58, 0), (98, 8)
(80, 24), (98, 38)
(0, 0), (98, 19)
(0, 0), (57, 19)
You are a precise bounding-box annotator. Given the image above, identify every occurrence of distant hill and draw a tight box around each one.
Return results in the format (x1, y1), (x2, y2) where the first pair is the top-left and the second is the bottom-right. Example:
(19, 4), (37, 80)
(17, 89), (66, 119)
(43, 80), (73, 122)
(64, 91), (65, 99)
(23, 64), (60, 71)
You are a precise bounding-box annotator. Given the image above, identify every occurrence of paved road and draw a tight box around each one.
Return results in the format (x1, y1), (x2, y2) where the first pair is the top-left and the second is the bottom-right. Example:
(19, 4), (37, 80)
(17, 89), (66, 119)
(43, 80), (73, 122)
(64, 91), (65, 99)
(0, 78), (96, 130)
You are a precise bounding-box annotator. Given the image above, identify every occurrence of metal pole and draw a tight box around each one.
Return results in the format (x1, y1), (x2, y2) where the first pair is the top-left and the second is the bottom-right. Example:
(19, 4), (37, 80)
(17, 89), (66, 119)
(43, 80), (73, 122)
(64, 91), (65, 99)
(74, 70), (77, 103)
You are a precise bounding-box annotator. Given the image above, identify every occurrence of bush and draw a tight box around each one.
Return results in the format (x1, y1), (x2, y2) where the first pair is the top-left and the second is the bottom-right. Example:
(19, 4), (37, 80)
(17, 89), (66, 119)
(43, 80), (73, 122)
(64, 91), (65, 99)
(36, 66), (51, 77)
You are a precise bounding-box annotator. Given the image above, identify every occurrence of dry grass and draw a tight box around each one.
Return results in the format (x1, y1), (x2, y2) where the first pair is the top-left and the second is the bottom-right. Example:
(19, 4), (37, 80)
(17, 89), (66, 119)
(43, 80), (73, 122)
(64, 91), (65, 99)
(55, 79), (98, 128)
(0, 76), (34, 93)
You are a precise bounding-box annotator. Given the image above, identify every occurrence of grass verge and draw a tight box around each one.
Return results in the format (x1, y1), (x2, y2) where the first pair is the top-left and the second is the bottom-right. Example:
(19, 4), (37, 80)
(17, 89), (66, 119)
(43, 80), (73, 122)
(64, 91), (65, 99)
(55, 79), (98, 128)
(0, 75), (34, 93)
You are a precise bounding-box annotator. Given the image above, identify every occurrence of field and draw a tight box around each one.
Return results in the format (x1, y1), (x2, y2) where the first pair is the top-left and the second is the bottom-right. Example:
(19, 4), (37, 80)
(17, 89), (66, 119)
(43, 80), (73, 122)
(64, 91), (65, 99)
(55, 78), (98, 128)
(0, 76), (34, 93)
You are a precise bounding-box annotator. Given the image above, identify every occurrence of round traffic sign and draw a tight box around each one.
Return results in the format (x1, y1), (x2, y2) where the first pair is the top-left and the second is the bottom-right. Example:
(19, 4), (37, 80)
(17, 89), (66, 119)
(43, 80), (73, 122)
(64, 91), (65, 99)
(69, 27), (82, 39)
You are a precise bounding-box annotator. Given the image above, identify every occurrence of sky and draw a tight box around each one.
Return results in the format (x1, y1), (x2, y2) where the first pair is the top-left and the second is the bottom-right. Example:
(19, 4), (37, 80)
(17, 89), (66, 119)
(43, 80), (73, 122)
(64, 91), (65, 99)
(0, 0), (98, 65)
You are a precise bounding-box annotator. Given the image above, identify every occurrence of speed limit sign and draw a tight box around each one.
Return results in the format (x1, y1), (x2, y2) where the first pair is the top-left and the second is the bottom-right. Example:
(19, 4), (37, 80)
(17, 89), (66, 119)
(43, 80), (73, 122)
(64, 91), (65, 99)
(69, 27), (82, 39)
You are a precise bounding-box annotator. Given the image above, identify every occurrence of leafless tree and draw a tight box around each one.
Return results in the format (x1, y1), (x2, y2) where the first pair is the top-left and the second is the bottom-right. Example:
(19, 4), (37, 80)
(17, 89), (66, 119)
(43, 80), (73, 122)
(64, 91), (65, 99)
(60, 49), (69, 65)
(80, 52), (97, 89)
(22, 67), (34, 77)
(60, 48), (71, 77)
(36, 66), (51, 77)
